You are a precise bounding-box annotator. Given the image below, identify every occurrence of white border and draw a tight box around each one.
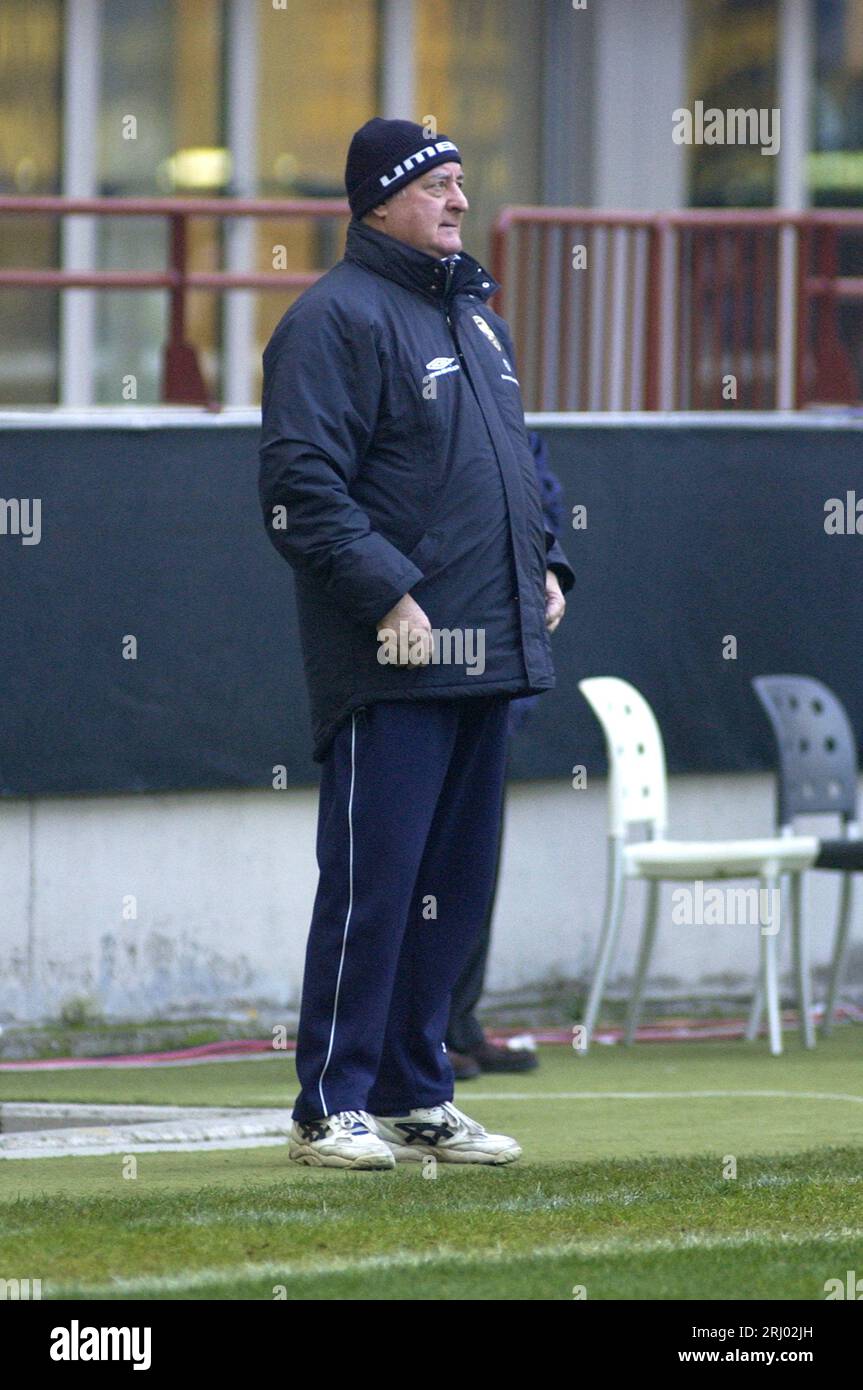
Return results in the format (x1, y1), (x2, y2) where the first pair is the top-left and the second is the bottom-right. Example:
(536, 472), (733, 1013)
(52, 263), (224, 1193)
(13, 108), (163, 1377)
(4, 408), (863, 431)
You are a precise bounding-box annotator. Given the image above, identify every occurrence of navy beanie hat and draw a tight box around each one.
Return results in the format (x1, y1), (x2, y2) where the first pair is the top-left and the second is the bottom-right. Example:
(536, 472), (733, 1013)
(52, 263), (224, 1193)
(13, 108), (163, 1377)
(345, 117), (461, 221)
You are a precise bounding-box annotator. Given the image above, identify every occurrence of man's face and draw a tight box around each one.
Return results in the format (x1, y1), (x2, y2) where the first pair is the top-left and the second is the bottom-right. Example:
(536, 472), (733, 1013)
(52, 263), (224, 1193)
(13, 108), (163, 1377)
(368, 162), (469, 258)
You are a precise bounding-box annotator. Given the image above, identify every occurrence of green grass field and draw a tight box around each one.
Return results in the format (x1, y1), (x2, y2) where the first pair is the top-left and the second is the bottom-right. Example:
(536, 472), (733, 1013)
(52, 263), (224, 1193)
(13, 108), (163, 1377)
(2, 1030), (862, 1300)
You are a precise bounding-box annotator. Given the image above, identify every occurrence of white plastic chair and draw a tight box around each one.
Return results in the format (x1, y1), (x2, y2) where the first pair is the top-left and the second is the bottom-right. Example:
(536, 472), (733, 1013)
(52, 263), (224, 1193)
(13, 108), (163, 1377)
(577, 677), (819, 1056)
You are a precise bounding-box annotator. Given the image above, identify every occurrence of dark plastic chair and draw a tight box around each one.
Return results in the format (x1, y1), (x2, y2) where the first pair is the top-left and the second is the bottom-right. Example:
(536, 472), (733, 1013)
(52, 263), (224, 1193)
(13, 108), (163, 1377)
(752, 674), (861, 1042)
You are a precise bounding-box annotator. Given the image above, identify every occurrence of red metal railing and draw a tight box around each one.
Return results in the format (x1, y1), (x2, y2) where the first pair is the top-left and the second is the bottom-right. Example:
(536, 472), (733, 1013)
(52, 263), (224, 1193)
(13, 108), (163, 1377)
(491, 207), (863, 411)
(0, 196), (350, 406)
(4, 198), (863, 410)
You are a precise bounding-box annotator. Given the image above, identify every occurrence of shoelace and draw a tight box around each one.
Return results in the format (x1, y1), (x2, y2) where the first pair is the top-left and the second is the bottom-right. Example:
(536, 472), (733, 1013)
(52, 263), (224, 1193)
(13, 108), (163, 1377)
(439, 1101), (485, 1135)
(336, 1109), (374, 1133)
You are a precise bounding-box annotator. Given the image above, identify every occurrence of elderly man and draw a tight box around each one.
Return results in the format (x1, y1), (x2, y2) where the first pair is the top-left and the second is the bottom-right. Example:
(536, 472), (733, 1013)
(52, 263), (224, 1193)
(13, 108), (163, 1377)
(259, 117), (574, 1170)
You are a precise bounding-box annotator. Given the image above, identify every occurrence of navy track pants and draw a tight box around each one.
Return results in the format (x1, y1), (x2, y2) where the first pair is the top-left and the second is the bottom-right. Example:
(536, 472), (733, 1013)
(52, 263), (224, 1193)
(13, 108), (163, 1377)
(292, 695), (511, 1123)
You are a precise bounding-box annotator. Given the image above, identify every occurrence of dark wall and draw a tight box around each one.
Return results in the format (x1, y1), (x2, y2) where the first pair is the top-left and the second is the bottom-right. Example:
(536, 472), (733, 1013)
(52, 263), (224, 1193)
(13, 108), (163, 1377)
(1, 420), (861, 795)
(512, 423), (863, 782)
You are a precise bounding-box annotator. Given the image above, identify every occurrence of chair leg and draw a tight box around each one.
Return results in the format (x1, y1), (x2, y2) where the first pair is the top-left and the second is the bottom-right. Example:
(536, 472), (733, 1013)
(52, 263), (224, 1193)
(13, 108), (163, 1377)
(746, 870), (789, 1042)
(789, 871), (815, 1048)
(744, 977), (763, 1042)
(760, 872), (783, 1056)
(624, 879), (660, 1045)
(822, 873), (855, 1037)
(580, 837), (626, 1053)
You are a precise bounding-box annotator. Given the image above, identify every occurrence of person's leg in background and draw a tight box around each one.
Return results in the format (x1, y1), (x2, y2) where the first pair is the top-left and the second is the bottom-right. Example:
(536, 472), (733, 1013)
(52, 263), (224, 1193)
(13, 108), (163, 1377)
(366, 695), (512, 1116)
(444, 753), (507, 1067)
(445, 703), (539, 1077)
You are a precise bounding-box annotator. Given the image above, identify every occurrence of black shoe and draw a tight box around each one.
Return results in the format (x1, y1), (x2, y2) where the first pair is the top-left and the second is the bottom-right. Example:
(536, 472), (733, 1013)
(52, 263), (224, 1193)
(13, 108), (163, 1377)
(447, 1048), (482, 1080)
(472, 1040), (539, 1073)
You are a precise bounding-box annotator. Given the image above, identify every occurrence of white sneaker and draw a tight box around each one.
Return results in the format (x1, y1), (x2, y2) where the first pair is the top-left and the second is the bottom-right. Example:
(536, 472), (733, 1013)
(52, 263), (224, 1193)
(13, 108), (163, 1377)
(288, 1110), (396, 1170)
(372, 1101), (522, 1165)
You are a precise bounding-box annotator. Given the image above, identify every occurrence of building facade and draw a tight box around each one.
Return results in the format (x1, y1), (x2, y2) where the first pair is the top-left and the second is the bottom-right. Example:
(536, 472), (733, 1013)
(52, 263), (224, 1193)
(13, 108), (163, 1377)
(0, 0), (860, 404)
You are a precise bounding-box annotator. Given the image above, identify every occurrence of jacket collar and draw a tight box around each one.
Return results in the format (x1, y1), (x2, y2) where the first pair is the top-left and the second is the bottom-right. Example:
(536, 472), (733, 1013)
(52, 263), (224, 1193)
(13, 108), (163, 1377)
(343, 218), (499, 306)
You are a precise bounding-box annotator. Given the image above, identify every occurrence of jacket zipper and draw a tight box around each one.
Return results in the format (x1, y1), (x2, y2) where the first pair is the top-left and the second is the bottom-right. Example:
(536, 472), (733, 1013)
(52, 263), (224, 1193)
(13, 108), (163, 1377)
(443, 259), (471, 381)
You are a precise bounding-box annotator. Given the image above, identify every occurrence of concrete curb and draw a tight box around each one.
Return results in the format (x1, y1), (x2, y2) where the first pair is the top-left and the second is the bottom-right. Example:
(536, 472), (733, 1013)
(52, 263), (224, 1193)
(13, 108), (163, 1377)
(0, 1103), (294, 1160)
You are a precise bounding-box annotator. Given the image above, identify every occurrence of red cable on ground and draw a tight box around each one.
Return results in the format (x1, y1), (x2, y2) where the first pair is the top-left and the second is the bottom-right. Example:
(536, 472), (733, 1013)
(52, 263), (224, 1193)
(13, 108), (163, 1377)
(0, 1007), (859, 1071)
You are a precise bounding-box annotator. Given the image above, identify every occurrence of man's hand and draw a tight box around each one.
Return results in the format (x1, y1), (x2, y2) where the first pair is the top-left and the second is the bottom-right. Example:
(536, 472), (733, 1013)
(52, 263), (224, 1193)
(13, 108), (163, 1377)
(545, 569), (566, 633)
(376, 592), (434, 665)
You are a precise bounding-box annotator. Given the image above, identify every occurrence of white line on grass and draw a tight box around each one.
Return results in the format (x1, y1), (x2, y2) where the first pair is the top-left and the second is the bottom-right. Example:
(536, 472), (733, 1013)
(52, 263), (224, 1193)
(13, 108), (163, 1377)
(4, 1090), (862, 1161)
(465, 1090), (863, 1104)
(45, 1227), (863, 1299)
(0, 1137), (289, 1161)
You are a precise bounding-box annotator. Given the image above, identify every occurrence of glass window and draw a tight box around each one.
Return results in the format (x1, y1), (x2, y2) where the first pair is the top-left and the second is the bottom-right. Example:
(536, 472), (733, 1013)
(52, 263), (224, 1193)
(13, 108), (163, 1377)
(811, 0), (863, 205)
(254, 0), (376, 371)
(810, 1), (863, 396)
(0, 0), (62, 404)
(94, 0), (225, 404)
(0, 0), (539, 404)
(415, 0), (543, 265)
(687, 0), (779, 207)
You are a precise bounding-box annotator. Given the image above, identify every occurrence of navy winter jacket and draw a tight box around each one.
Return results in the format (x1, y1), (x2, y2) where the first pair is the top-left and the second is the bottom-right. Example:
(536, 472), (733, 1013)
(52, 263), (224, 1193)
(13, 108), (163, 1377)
(508, 430), (568, 739)
(258, 218), (574, 763)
